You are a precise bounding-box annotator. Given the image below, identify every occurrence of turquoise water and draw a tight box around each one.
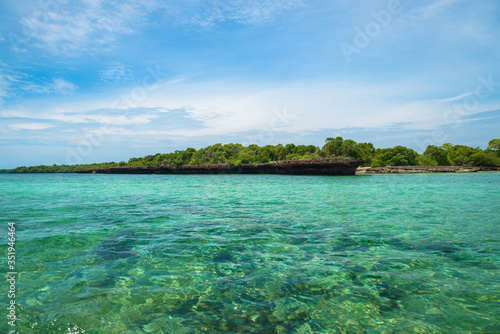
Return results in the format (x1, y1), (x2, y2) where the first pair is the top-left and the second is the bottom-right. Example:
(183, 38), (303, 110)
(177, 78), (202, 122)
(0, 173), (499, 333)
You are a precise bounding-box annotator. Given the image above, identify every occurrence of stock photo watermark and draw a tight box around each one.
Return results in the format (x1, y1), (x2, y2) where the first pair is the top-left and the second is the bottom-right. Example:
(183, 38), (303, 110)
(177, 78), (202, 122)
(415, 74), (499, 151)
(340, 0), (404, 64)
(6, 221), (17, 331)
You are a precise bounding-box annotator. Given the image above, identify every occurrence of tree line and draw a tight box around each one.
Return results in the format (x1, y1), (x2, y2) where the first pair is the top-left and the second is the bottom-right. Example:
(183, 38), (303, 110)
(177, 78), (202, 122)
(2, 138), (499, 173)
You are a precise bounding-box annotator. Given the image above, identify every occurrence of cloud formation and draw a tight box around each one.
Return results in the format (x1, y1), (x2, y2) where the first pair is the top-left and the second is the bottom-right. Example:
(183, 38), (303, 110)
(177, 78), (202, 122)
(1, 0), (499, 168)
(99, 63), (135, 85)
(4, 77), (499, 139)
(187, 0), (304, 27)
(18, 0), (303, 55)
(20, 0), (157, 55)
(23, 78), (78, 95)
(9, 123), (55, 131)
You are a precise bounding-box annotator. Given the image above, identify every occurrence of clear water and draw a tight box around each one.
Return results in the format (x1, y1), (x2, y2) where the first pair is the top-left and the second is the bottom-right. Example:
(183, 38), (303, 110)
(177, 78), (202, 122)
(0, 173), (499, 333)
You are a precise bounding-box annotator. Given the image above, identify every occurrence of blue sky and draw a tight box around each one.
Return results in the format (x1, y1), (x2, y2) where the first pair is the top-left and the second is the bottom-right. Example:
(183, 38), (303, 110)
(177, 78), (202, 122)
(0, 0), (499, 168)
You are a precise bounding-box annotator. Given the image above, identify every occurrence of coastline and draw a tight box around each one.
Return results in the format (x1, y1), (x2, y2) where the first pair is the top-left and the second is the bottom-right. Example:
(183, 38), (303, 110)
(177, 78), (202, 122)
(356, 166), (500, 174)
(75, 158), (363, 176)
(3, 161), (500, 176)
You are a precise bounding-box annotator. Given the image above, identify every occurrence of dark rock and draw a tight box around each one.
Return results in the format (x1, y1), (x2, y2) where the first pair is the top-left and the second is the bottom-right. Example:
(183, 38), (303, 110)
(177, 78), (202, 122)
(378, 300), (402, 312)
(340, 265), (367, 281)
(358, 166), (500, 174)
(482, 325), (500, 334)
(214, 250), (234, 262)
(172, 296), (200, 316)
(95, 235), (139, 261)
(77, 158), (363, 176)
(376, 282), (406, 300)
(422, 242), (461, 254)
(196, 301), (224, 313)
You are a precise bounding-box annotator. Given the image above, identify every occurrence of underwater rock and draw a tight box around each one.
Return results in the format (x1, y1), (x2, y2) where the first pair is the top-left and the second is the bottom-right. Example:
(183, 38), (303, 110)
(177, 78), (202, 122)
(339, 265), (368, 281)
(195, 301), (224, 313)
(371, 260), (408, 272)
(482, 324), (500, 334)
(422, 242), (461, 254)
(289, 236), (308, 245)
(375, 282), (406, 300)
(240, 292), (262, 303)
(171, 296), (200, 316)
(213, 250), (234, 263)
(378, 300), (402, 312)
(95, 234), (139, 261)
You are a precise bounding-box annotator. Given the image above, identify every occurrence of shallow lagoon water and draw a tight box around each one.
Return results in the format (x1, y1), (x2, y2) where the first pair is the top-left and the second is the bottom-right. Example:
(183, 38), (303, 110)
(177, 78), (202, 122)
(0, 173), (499, 333)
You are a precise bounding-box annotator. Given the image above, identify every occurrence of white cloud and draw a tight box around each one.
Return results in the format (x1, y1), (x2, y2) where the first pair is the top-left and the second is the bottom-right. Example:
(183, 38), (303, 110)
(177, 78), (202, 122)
(17, 0), (304, 55)
(406, 0), (461, 20)
(401, 0), (497, 47)
(0, 61), (77, 99)
(86, 114), (157, 125)
(0, 75), (10, 101)
(436, 92), (475, 103)
(0, 66), (23, 103)
(4, 77), (499, 143)
(52, 78), (78, 94)
(22, 78), (78, 95)
(9, 123), (55, 131)
(99, 63), (134, 84)
(20, 0), (158, 55)
(1, 110), (91, 124)
(1, 108), (157, 126)
(188, 0), (304, 27)
(125, 79), (500, 137)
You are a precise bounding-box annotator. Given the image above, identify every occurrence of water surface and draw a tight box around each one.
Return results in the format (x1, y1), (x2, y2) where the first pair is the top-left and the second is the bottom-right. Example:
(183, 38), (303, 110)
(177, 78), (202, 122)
(0, 173), (499, 333)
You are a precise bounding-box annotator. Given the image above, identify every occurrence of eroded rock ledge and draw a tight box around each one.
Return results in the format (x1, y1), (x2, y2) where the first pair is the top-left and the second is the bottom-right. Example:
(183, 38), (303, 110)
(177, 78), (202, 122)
(77, 158), (363, 176)
(356, 166), (500, 174)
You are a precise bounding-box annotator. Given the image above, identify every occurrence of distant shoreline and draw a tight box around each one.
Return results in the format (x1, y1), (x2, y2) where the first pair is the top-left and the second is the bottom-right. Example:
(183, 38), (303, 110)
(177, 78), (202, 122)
(356, 166), (500, 174)
(3, 162), (500, 175)
(75, 158), (363, 176)
(3, 137), (499, 174)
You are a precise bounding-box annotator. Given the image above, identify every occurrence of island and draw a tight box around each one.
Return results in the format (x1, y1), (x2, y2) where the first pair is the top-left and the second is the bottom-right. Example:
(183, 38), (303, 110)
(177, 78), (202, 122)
(2, 137), (499, 175)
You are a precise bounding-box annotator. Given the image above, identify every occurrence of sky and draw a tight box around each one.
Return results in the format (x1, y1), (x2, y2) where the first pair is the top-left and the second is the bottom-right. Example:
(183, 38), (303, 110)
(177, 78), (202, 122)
(0, 0), (499, 168)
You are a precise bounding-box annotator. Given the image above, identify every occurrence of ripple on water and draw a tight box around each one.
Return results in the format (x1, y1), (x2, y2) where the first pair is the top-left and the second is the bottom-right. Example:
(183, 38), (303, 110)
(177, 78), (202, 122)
(0, 173), (499, 333)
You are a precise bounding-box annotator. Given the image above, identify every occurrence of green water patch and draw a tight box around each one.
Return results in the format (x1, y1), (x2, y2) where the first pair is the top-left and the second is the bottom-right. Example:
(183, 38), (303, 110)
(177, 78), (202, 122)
(0, 173), (498, 333)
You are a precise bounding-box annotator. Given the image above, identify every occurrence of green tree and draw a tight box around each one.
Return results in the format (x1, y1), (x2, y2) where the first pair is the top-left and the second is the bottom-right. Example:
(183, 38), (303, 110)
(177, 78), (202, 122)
(445, 145), (480, 166)
(355, 142), (375, 165)
(468, 151), (500, 166)
(372, 146), (419, 166)
(422, 145), (450, 165)
(322, 136), (343, 156)
(488, 139), (500, 156)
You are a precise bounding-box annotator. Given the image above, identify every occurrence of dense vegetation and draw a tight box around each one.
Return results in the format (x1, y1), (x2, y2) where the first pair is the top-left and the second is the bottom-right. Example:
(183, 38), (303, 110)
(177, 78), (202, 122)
(2, 138), (499, 173)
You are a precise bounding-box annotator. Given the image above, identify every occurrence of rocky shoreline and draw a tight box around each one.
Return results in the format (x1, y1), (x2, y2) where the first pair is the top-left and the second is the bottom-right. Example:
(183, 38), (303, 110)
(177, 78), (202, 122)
(77, 158), (363, 176)
(356, 166), (500, 174)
